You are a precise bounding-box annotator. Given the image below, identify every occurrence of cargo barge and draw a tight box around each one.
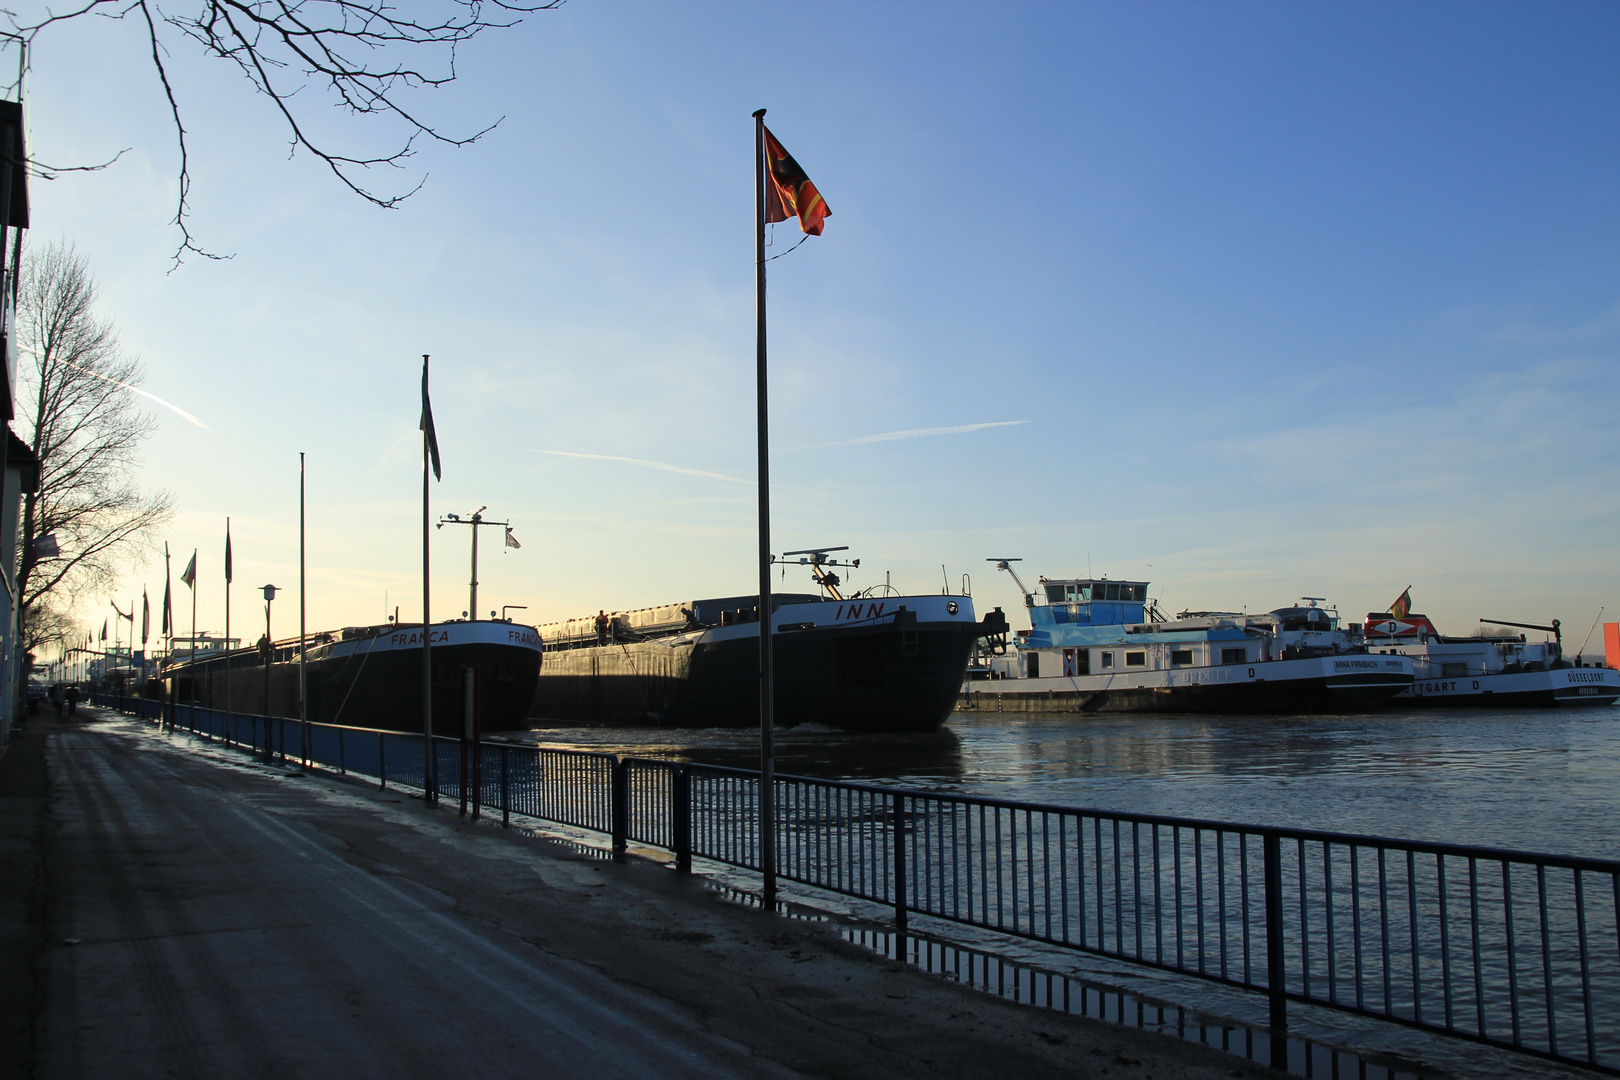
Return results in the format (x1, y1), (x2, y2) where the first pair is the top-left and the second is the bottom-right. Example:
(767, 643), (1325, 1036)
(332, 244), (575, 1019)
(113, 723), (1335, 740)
(530, 553), (1007, 730)
(158, 619), (544, 733)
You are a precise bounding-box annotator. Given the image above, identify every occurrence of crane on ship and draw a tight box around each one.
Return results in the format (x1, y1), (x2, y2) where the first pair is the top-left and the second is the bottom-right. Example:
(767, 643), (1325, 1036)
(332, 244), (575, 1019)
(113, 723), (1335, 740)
(987, 558), (1035, 608)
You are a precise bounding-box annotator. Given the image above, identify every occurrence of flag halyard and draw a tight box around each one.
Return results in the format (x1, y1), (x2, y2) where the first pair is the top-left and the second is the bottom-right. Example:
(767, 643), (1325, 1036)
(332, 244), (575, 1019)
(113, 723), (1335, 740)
(763, 127), (830, 237)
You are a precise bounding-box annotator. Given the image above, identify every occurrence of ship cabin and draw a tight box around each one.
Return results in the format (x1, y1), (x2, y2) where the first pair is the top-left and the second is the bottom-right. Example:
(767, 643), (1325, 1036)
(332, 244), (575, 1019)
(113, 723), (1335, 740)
(1012, 578), (1272, 680)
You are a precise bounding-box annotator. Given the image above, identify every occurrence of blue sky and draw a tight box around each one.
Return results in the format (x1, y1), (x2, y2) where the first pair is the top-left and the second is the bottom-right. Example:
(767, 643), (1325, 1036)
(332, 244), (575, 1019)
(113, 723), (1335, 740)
(18, 1), (1620, 654)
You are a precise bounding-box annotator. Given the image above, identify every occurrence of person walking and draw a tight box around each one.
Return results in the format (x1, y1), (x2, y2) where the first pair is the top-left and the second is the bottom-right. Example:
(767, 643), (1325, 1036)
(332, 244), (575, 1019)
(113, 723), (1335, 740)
(66, 685), (80, 715)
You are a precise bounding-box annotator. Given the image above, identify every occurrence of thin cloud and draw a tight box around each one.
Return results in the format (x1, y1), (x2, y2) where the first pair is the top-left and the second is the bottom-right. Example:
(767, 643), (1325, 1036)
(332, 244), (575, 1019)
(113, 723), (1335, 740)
(22, 347), (212, 430)
(803, 420), (1028, 449)
(532, 450), (752, 485)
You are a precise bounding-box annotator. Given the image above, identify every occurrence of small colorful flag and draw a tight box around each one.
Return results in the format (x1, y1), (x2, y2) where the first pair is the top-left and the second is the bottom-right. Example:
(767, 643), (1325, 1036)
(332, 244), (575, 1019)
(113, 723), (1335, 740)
(225, 522), (233, 584)
(421, 356), (442, 481)
(763, 127), (831, 236)
(1388, 587), (1412, 620)
(505, 527), (521, 550)
(141, 590), (150, 644)
(181, 552), (197, 590)
(100, 619), (107, 642)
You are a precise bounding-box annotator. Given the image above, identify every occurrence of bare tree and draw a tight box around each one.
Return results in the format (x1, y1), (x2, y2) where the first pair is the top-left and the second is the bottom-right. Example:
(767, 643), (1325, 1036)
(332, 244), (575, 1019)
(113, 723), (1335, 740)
(15, 241), (173, 659)
(15, 0), (559, 265)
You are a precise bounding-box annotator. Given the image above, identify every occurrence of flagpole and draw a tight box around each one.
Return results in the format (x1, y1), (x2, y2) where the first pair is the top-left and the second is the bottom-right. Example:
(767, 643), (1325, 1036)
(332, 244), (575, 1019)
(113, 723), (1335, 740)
(190, 549), (198, 671)
(752, 107), (776, 908)
(422, 354), (436, 804)
(299, 451), (308, 767)
(225, 518), (232, 747)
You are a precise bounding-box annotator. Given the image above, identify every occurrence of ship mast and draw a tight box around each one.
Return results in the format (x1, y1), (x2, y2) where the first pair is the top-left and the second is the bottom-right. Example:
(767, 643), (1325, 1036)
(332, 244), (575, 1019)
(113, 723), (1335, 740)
(436, 507), (512, 620)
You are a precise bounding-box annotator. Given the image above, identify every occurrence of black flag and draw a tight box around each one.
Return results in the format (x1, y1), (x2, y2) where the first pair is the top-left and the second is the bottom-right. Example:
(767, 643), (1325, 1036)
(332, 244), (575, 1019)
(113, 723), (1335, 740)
(421, 355), (442, 481)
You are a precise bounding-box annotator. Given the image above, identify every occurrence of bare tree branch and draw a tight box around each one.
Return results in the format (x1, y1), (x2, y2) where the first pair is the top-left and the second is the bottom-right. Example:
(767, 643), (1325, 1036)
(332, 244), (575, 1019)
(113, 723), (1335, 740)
(14, 0), (559, 267)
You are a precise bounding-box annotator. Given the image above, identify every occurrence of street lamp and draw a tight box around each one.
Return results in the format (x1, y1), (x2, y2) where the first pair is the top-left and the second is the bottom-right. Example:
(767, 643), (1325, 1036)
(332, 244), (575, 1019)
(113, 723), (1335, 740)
(261, 584), (278, 761)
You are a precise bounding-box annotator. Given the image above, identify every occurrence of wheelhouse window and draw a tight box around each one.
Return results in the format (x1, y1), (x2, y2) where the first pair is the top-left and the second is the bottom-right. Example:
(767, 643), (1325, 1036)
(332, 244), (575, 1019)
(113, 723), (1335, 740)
(1125, 652), (1146, 667)
(1221, 647), (1246, 665)
(1100, 651), (1114, 669)
(1171, 649), (1193, 666)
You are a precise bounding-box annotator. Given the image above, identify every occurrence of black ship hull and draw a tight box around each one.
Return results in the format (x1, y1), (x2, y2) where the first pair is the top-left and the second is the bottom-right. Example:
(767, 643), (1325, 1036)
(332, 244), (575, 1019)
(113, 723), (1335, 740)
(531, 595), (999, 732)
(162, 621), (543, 734)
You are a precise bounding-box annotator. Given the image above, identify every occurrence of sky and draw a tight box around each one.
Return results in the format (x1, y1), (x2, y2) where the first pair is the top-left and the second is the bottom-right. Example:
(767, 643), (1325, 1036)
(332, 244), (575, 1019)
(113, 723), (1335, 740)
(14, 0), (1620, 659)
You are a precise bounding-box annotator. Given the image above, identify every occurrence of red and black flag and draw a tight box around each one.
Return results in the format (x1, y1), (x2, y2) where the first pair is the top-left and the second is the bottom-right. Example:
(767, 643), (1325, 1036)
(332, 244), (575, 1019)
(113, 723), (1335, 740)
(763, 127), (830, 236)
(1388, 587), (1412, 620)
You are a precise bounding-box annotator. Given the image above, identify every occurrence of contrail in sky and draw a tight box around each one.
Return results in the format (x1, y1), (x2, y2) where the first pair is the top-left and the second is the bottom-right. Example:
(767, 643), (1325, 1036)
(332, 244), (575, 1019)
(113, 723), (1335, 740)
(532, 450), (752, 485)
(804, 420), (1027, 448)
(20, 347), (212, 430)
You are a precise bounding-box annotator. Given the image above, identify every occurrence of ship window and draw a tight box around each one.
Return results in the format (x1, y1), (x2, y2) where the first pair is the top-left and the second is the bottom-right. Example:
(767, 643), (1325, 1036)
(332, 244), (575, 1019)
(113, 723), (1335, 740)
(1133, 585), (1148, 601)
(1442, 663), (1467, 678)
(1126, 652), (1145, 667)
(1221, 648), (1246, 665)
(1100, 651), (1114, 669)
(1171, 649), (1193, 665)
(1045, 585), (1066, 605)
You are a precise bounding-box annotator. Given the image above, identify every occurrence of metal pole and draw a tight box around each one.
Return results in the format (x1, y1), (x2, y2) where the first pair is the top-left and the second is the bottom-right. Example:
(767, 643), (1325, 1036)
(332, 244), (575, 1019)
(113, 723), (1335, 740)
(469, 512), (479, 619)
(263, 595), (273, 763)
(189, 551), (197, 673)
(299, 451), (308, 766)
(752, 107), (776, 908)
(224, 518), (232, 748)
(422, 355), (436, 803)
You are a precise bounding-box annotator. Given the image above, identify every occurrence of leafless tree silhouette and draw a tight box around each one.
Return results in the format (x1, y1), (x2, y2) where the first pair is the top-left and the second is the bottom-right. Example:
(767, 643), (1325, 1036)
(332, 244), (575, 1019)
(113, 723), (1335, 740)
(14, 0), (558, 265)
(15, 241), (172, 658)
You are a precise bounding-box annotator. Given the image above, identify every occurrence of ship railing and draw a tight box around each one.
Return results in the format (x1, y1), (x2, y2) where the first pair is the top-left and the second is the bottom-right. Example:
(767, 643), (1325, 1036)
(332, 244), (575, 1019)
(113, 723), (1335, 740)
(97, 692), (1620, 1075)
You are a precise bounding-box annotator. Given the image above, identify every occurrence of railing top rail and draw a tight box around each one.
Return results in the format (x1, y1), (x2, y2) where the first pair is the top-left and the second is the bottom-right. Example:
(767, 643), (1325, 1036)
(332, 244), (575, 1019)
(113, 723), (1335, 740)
(662, 757), (1620, 875)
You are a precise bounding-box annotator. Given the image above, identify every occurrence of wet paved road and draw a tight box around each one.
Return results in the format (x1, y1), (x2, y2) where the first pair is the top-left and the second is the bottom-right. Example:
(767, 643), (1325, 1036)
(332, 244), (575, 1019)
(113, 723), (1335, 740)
(27, 713), (1261, 1080)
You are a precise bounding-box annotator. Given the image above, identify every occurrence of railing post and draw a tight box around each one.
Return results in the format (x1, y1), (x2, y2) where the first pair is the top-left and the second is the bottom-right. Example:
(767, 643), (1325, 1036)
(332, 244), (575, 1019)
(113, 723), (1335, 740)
(611, 758), (629, 854)
(1264, 832), (1288, 1035)
(500, 745), (510, 829)
(893, 790), (908, 958)
(673, 766), (691, 873)
(339, 727), (346, 776)
(378, 733), (387, 789)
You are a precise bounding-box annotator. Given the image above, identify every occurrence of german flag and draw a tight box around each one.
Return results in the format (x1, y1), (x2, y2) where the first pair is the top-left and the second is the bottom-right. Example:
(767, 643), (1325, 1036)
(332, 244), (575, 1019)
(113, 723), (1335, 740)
(763, 127), (830, 236)
(1388, 587), (1412, 620)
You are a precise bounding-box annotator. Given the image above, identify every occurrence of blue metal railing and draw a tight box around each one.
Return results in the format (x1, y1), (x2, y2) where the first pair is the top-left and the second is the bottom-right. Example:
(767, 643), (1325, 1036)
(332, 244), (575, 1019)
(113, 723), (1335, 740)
(98, 693), (1620, 1074)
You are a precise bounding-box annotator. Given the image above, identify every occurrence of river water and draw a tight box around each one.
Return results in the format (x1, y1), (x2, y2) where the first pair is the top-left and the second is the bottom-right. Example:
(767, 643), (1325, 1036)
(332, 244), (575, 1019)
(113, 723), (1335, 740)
(516, 705), (1620, 861)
